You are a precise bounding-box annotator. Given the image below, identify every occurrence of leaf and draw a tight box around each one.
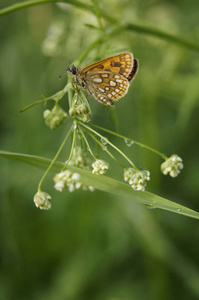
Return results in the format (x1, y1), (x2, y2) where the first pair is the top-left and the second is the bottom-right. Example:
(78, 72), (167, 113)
(1, 150), (199, 219)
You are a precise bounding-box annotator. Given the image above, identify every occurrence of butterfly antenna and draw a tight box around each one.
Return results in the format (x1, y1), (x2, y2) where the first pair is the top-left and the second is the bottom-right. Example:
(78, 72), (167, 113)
(58, 70), (68, 80)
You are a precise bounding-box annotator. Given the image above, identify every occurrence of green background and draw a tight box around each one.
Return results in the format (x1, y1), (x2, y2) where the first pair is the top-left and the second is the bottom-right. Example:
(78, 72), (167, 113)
(0, 0), (199, 299)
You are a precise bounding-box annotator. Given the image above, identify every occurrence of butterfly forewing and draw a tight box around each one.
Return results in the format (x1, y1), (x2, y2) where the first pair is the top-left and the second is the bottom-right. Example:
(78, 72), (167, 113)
(80, 53), (134, 79)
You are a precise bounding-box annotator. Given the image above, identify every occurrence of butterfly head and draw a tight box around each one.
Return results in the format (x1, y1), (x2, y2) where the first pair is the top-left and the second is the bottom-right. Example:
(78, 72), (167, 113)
(67, 64), (77, 76)
(59, 64), (80, 80)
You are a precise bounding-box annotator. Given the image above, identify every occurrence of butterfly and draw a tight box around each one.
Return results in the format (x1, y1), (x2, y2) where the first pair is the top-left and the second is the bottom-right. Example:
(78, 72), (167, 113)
(63, 52), (138, 106)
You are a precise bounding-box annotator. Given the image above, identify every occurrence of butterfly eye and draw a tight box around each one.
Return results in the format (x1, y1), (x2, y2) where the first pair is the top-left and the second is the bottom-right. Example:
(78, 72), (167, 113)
(67, 64), (77, 75)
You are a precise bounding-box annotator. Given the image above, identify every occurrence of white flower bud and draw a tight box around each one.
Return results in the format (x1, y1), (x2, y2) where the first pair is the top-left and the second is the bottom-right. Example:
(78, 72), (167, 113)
(161, 154), (183, 177)
(34, 191), (51, 210)
(92, 160), (109, 175)
(43, 105), (68, 130)
(124, 168), (150, 192)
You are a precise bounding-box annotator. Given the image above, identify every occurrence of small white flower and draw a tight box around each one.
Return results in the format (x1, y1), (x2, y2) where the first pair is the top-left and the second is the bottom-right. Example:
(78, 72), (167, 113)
(82, 185), (95, 192)
(124, 168), (150, 192)
(68, 183), (75, 193)
(92, 160), (109, 175)
(53, 169), (94, 192)
(75, 182), (82, 189)
(161, 154), (183, 177)
(124, 168), (136, 182)
(55, 148), (94, 192)
(54, 180), (65, 192)
(43, 105), (68, 130)
(33, 191), (52, 210)
(67, 147), (92, 170)
(72, 173), (81, 181)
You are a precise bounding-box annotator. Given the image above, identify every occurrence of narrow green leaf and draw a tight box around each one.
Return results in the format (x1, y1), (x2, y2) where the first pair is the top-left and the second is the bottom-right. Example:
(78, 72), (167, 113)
(1, 150), (199, 220)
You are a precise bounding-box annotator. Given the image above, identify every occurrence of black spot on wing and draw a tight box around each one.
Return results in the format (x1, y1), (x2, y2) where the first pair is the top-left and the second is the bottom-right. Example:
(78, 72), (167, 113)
(110, 61), (122, 67)
(95, 64), (104, 69)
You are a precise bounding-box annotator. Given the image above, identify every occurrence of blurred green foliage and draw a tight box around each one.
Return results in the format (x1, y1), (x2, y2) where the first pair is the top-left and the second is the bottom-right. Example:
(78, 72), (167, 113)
(0, 0), (199, 299)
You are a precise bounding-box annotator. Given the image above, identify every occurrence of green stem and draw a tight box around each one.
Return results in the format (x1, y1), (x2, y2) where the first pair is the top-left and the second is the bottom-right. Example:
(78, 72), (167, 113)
(79, 121), (138, 170)
(19, 83), (71, 112)
(78, 127), (97, 161)
(88, 132), (126, 169)
(124, 23), (199, 53)
(90, 123), (168, 160)
(67, 78), (73, 109)
(38, 124), (73, 191)
(1, 1), (199, 53)
(92, 0), (104, 30)
(62, 121), (77, 169)
(75, 36), (105, 66)
(0, 0), (95, 16)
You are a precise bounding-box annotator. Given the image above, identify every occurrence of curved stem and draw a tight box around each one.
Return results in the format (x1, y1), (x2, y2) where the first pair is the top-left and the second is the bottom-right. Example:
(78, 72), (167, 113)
(0, 0), (94, 16)
(63, 121), (77, 169)
(90, 123), (168, 160)
(75, 36), (105, 66)
(19, 83), (71, 112)
(1, 1), (199, 53)
(78, 127), (97, 161)
(124, 23), (199, 53)
(38, 124), (73, 191)
(79, 121), (138, 170)
(88, 132), (126, 169)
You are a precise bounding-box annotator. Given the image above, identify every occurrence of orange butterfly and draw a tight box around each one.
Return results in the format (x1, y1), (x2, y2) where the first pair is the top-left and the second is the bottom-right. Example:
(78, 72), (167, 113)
(65, 53), (138, 106)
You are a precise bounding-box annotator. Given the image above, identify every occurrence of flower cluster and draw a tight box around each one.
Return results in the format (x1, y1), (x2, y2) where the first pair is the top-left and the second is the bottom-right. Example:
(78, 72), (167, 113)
(124, 168), (150, 191)
(69, 92), (90, 122)
(68, 146), (92, 170)
(43, 105), (68, 130)
(54, 147), (94, 192)
(161, 154), (183, 177)
(54, 170), (80, 192)
(92, 159), (109, 175)
(33, 191), (52, 210)
(54, 170), (94, 192)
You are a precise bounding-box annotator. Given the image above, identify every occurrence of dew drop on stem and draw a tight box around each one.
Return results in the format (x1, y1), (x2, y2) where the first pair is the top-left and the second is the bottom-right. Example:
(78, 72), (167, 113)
(101, 137), (108, 145)
(124, 139), (134, 147)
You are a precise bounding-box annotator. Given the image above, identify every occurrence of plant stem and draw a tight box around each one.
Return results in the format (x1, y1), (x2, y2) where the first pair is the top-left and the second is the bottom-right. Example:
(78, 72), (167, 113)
(78, 127), (97, 161)
(88, 132), (126, 169)
(19, 83), (71, 112)
(38, 124), (73, 191)
(79, 121), (138, 170)
(90, 123), (168, 160)
(63, 121), (77, 169)
(0, 0), (95, 16)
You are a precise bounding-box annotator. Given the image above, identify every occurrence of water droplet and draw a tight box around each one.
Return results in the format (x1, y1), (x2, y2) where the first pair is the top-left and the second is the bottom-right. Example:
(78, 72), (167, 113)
(124, 139), (134, 147)
(101, 137), (108, 145)
(72, 123), (77, 130)
(145, 204), (156, 210)
(177, 208), (181, 212)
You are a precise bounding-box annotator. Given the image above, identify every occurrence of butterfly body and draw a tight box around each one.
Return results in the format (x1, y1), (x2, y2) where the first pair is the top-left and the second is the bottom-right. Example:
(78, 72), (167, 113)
(67, 53), (139, 106)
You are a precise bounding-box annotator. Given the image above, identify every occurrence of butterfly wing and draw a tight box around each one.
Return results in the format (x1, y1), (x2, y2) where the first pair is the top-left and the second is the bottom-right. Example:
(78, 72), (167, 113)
(85, 71), (130, 106)
(127, 59), (139, 82)
(80, 53), (134, 79)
